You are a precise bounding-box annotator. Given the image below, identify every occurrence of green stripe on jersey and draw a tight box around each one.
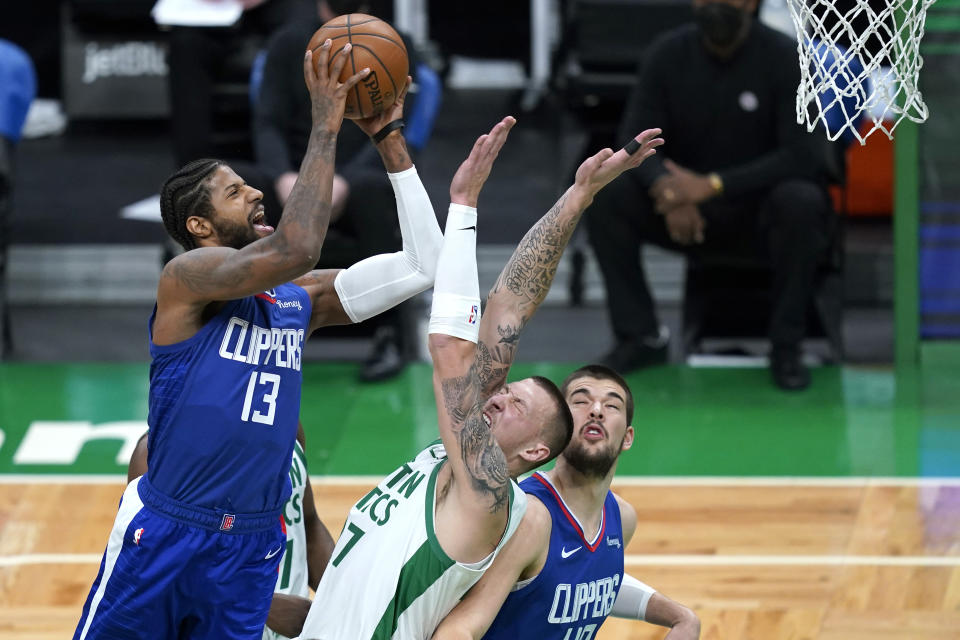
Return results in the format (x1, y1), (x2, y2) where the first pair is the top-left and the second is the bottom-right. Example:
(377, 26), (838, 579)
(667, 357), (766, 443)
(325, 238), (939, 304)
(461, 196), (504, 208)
(293, 440), (307, 469)
(368, 539), (455, 639)
(369, 459), (454, 639)
(424, 458), (452, 563)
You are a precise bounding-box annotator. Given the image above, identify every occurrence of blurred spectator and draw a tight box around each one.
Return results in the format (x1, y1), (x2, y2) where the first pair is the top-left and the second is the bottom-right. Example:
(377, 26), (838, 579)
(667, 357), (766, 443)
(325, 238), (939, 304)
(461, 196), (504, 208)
(167, 0), (314, 166)
(0, 38), (35, 163)
(585, 0), (833, 391)
(235, 0), (424, 382)
(0, 39), (37, 356)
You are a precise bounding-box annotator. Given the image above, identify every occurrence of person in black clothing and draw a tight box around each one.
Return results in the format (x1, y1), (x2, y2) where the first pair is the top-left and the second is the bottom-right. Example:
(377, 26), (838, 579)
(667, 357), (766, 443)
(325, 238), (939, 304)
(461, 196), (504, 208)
(167, 0), (314, 167)
(585, 0), (833, 390)
(239, 0), (422, 382)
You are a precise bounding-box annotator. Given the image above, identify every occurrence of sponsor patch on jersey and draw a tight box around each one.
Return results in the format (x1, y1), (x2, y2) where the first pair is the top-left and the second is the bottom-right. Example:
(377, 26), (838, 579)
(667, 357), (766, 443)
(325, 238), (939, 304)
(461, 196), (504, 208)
(606, 536), (621, 548)
(257, 290), (303, 311)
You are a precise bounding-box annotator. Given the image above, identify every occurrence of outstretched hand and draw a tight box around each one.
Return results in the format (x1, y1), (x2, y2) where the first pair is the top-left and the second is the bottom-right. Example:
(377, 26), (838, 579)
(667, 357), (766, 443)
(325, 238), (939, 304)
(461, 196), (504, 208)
(353, 76), (412, 139)
(303, 40), (371, 134)
(449, 116), (517, 208)
(574, 128), (664, 197)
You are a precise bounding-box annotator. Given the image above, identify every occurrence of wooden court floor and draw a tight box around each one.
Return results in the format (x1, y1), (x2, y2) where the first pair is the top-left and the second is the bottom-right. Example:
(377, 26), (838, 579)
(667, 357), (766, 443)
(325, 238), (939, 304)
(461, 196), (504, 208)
(1, 479), (958, 639)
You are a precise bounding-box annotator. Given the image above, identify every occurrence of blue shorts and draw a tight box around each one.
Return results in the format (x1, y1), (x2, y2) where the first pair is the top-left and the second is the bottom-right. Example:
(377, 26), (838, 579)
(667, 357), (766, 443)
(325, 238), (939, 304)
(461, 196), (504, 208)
(74, 477), (286, 640)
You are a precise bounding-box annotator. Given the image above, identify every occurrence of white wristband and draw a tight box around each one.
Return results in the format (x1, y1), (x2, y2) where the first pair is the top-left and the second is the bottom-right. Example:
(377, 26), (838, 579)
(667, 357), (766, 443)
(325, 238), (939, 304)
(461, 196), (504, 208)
(428, 293), (481, 343)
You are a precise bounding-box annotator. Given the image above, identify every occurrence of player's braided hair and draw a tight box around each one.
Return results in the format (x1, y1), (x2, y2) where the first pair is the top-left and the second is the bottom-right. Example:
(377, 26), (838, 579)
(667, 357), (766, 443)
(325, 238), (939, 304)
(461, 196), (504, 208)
(160, 159), (224, 251)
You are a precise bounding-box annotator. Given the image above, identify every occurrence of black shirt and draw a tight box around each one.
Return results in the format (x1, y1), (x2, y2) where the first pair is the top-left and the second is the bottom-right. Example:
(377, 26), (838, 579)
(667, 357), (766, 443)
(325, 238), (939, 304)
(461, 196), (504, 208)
(253, 20), (419, 186)
(620, 21), (829, 197)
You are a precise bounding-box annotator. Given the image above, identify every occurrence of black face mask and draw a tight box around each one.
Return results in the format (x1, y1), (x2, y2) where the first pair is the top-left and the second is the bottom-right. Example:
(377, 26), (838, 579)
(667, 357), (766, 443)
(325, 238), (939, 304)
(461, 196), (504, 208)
(694, 3), (749, 49)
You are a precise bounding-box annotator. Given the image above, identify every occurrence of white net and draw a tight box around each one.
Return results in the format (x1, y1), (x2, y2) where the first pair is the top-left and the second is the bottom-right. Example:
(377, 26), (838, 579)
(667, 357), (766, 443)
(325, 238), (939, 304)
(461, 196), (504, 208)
(786, 0), (936, 144)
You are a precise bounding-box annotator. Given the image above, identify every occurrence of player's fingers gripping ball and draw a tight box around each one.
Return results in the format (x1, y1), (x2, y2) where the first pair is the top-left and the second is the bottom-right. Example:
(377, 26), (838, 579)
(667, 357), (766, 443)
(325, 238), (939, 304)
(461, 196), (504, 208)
(307, 13), (409, 120)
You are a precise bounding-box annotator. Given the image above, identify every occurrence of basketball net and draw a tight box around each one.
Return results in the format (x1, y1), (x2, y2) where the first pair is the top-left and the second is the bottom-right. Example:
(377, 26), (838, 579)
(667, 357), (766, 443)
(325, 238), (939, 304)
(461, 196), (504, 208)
(786, 0), (936, 144)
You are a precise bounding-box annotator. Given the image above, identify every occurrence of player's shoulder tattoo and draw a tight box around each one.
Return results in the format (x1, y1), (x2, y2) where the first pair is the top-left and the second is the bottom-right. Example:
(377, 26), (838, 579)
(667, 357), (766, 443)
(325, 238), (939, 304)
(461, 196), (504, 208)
(438, 332), (519, 513)
(162, 249), (248, 295)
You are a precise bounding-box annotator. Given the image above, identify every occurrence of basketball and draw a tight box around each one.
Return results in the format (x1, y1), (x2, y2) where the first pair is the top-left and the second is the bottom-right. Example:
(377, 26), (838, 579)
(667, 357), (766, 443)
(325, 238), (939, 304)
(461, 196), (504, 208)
(307, 14), (409, 120)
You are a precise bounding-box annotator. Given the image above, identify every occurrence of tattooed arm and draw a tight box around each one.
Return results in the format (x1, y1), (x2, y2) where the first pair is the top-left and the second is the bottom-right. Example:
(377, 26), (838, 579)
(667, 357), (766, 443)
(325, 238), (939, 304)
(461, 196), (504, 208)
(428, 118), (517, 545)
(428, 127), (662, 562)
(156, 43), (369, 317)
(477, 128), (665, 378)
(432, 336), (514, 514)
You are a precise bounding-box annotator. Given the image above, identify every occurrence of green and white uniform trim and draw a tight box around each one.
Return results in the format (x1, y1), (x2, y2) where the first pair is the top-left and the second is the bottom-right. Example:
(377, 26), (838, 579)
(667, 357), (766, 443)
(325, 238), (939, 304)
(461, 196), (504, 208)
(264, 441), (310, 640)
(300, 441), (527, 640)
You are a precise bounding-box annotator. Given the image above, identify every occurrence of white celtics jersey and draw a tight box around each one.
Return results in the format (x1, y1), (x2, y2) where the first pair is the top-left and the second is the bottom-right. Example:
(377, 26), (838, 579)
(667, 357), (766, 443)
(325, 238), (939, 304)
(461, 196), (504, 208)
(263, 440), (310, 640)
(300, 441), (527, 640)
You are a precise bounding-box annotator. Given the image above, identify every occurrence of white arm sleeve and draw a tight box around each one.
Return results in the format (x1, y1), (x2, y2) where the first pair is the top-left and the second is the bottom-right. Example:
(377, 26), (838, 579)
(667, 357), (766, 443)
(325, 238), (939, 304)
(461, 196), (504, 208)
(428, 203), (481, 343)
(333, 166), (442, 323)
(611, 573), (657, 621)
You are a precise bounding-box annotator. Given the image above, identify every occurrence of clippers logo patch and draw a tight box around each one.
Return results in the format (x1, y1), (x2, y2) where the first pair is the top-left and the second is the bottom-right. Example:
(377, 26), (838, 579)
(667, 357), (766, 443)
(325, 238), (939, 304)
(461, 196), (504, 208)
(220, 514), (236, 531)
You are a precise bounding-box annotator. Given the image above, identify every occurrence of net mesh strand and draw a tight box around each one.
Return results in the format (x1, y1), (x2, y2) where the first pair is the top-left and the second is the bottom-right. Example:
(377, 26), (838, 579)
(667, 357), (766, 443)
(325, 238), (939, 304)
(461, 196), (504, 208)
(787, 0), (936, 144)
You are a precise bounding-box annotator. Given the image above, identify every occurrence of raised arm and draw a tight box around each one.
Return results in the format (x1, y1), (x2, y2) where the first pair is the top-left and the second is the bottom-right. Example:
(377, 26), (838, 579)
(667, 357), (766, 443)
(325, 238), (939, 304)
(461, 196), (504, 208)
(427, 118), (516, 524)
(294, 78), (444, 334)
(158, 41), (369, 307)
(476, 129), (665, 393)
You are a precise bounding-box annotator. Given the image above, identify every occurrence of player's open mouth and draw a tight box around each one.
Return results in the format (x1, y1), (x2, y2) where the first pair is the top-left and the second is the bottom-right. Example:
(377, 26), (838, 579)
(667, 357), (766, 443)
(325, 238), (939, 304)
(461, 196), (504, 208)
(251, 208), (274, 235)
(482, 412), (492, 428)
(582, 423), (605, 441)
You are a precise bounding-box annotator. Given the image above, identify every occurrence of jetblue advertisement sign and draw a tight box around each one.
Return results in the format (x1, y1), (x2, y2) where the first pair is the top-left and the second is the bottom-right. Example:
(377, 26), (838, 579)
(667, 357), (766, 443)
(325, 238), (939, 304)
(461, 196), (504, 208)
(63, 27), (169, 118)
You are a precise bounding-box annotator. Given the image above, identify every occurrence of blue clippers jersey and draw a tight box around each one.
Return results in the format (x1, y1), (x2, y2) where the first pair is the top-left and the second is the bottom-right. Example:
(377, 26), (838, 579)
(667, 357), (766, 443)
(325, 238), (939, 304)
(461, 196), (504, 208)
(147, 283), (311, 514)
(483, 472), (625, 640)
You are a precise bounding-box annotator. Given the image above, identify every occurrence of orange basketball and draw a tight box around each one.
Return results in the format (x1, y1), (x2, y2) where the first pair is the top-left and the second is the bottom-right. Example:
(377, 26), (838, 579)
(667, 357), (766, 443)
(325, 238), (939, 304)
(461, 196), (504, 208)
(307, 13), (409, 120)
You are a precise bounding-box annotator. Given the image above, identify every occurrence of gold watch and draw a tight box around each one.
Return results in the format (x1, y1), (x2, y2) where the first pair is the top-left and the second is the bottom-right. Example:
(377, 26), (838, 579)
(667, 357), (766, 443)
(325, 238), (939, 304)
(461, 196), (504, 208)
(708, 172), (724, 196)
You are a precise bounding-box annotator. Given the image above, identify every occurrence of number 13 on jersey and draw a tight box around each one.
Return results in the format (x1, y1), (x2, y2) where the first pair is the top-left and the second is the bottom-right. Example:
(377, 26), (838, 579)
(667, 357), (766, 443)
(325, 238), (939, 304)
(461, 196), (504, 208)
(242, 370), (281, 425)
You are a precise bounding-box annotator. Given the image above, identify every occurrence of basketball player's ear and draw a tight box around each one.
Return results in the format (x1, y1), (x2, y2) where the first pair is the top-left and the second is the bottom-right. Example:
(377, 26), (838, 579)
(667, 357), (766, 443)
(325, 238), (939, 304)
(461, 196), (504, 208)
(186, 216), (215, 244)
(521, 441), (551, 466)
(621, 425), (635, 453)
